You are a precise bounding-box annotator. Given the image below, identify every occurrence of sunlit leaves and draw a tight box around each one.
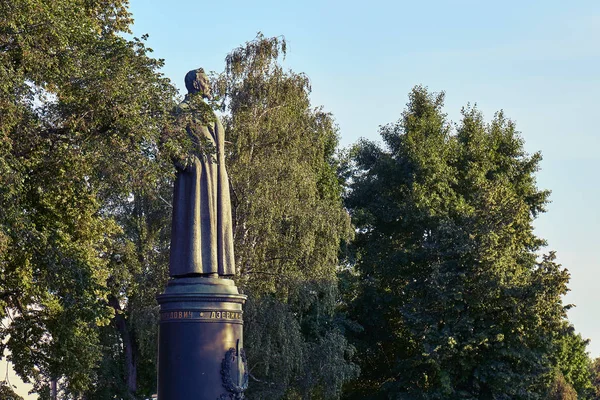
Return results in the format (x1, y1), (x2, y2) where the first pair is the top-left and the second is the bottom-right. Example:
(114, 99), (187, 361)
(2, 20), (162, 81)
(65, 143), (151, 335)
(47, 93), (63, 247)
(0, 0), (177, 397)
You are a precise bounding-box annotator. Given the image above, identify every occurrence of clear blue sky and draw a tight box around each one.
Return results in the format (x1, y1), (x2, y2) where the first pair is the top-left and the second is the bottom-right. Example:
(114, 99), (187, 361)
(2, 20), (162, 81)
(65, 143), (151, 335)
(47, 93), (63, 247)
(128, 0), (600, 355)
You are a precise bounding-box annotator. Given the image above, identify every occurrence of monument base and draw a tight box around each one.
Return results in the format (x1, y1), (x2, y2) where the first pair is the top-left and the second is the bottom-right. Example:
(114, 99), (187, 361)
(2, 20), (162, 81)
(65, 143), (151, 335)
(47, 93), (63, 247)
(157, 277), (247, 399)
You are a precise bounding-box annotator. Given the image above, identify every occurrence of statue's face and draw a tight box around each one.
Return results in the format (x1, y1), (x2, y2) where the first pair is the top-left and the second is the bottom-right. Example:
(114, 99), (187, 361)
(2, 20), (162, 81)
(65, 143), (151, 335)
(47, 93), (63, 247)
(196, 71), (212, 99)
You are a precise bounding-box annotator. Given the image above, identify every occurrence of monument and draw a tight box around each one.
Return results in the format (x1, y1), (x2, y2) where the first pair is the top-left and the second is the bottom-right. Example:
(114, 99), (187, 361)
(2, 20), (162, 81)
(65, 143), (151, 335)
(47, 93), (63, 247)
(157, 68), (248, 399)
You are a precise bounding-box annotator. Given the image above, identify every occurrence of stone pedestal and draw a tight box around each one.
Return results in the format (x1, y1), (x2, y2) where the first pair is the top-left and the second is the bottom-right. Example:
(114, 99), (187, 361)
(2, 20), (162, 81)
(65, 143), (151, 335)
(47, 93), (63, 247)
(157, 277), (247, 399)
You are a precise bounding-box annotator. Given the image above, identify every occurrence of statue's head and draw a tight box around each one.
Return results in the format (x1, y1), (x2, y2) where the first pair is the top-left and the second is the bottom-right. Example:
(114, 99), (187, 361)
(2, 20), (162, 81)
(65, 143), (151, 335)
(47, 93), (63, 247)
(185, 68), (211, 99)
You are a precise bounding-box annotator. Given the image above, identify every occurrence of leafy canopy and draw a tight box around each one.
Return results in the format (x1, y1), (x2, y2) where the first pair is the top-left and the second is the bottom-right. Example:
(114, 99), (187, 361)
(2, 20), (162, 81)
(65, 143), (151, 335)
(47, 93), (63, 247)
(343, 86), (574, 399)
(0, 0), (177, 397)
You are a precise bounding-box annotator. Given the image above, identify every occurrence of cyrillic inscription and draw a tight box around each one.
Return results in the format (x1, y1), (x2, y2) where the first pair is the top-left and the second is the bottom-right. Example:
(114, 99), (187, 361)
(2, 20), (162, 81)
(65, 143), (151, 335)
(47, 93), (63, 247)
(161, 311), (194, 320)
(209, 311), (241, 320)
(160, 310), (242, 321)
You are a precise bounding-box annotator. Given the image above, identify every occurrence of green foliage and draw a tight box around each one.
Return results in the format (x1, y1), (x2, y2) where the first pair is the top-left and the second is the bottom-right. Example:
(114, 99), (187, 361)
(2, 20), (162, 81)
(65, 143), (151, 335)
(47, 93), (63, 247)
(549, 324), (594, 398)
(589, 357), (600, 399)
(0, 0), (177, 397)
(547, 373), (578, 400)
(215, 34), (358, 399)
(2, 2), (589, 398)
(0, 381), (24, 400)
(343, 86), (573, 399)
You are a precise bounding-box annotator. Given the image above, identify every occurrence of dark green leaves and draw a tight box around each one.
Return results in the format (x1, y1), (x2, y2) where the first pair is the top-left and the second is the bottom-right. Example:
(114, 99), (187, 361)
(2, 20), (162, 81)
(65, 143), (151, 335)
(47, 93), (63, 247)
(344, 86), (576, 399)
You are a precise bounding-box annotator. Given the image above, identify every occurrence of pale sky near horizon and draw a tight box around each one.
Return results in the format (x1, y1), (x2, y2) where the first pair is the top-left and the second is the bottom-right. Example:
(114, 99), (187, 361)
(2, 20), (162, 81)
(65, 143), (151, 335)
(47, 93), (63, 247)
(10, 1), (600, 398)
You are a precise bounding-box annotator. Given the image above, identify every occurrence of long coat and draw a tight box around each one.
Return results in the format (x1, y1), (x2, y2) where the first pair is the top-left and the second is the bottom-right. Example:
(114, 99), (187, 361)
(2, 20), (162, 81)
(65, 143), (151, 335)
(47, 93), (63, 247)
(169, 99), (235, 277)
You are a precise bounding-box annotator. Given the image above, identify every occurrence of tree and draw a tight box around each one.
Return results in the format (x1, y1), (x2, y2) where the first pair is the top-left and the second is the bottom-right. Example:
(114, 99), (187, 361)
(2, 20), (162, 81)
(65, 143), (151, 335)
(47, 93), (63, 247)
(214, 34), (359, 399)
(549, 324), (594, 398)
(589, 357), (600, 399)
(547, 373), (578, 400)
(343, 86), (573, 399)
(1, 0), (177, 397)
(0, 381), (24, 400)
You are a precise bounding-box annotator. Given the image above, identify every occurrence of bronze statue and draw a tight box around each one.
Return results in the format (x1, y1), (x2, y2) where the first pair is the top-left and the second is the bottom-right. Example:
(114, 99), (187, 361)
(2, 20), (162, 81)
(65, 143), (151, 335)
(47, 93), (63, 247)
(169, 68), (235, 277)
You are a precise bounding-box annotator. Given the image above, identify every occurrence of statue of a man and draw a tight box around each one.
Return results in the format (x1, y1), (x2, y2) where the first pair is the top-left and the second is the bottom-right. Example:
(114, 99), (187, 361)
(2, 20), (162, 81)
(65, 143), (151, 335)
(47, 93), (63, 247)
(169, 68), (235, 277)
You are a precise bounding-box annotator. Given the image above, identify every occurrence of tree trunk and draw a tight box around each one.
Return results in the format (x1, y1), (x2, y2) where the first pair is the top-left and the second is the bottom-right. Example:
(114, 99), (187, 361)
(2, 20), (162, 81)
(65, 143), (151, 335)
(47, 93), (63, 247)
(51, 380), (57, 400)
(108, 295), (138, 397)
